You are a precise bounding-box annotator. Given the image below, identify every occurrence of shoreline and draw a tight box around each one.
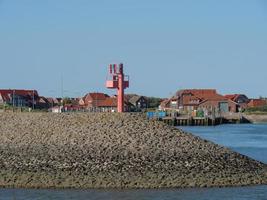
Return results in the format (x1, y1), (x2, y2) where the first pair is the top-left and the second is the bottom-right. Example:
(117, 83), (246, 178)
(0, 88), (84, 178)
(243, 114), (267, 124)
(0, 113), (267, 189)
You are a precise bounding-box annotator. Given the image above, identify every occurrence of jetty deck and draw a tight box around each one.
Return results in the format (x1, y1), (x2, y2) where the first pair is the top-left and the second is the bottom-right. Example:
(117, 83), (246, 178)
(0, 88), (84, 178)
(150, 113), (249, 126)
(162, 116), (219, 126)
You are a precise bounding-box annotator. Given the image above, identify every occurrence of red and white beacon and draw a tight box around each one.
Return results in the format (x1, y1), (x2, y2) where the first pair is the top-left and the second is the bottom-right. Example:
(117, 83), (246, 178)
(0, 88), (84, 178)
(106, 63), (129, 113)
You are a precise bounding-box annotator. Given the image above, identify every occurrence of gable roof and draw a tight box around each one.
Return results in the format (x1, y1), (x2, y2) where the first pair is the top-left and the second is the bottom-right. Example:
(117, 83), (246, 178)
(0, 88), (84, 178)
(38, 96), (49, 104)
(177, 89), (217, 97)
(181, 95), (202, 106)
(177, 89), (227, 100)
(128, 95), (147, 105)
(46, 98), (60, 104)
(0, 89), (39, 97)
(160, 99), (170, 108)
(83, 92), (109, 101)
(124, 94), (138, 101)
(0, 89), (39, 102)
(225, 94), (238, 101)
(97, 97), (132, 107)
(224, 94), (249, 102)
(97, 97), (117, 107)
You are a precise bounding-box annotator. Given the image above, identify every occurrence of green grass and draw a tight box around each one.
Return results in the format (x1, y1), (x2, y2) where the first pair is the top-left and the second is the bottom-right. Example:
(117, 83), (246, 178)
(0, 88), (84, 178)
(244, 105), (267, 115)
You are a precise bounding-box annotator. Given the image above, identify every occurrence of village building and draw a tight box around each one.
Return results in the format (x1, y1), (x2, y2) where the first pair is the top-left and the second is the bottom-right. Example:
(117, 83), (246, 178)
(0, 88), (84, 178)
(36, 96), (50, 109)
(159, 98), (178, 111)
(87, 96), (133, 112)
(50, 106), (64, 113)
(224, 94), (250, 111)
(247, 99), (267, 108)
(197, 95), (238, 114)
(47, 98), (60, 107)
(0, 89), (39, 108)
(80, 92), (110, 108)
(125, 94), (148, 111)
(77, 92), (145, 112)
(95, 97), (117, 112)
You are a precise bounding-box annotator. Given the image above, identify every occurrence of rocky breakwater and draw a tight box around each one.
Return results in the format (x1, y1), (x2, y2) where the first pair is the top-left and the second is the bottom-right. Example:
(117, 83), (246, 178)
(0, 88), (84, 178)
(0, 112), (267, 189)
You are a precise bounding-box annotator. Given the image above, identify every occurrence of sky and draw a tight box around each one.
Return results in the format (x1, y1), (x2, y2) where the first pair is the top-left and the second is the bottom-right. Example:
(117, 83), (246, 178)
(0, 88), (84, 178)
(0, 0), (267, 98)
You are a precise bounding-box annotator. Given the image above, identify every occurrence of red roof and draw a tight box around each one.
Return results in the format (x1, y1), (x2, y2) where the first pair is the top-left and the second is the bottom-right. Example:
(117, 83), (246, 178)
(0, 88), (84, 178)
(178, 89), (226, 100)
(181, 95), (202, 105)
(97, 97), (117, 107)
(160, 99), (170, 108)
(46, 97), (59, 104)
(96, 97), (130, 107)
(224, 94), (239, 101)
(224, 94), (247, 102)
(0, 89), (39, 102)
(0, 89), (38, 96)
(83, 92), (109, 102)
(176, 89), (230, 107)
(200, 93), (227, 101)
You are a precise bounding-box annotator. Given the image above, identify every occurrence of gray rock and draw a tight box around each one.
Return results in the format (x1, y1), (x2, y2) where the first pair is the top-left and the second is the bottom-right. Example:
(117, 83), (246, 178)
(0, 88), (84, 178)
(0, 112), (266, 189)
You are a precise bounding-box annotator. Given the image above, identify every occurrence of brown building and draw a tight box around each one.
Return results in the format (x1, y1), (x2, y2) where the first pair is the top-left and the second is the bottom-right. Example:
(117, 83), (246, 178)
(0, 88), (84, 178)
(125, 94), (148, 111)
(0, 89), (39, 107)
(95, 97), (133, 112)
(247, 99), (267, 108)
(47, 98), (60, 107)
(78, 92), (135, 112)
(80, 92), (110, 108)
(198, 96), (237, 113)
(36, 96), (50, 109)
(224, 94), (250, 111)
(159, 98), (178, 111)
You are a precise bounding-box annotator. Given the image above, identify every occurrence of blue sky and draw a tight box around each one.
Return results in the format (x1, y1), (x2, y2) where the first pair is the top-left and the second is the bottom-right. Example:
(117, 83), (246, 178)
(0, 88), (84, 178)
(0, 0), (267, 98)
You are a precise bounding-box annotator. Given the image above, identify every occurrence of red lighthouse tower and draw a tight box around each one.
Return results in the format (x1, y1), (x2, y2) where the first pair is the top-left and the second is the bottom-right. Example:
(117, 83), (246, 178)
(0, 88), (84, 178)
(106, 63), (129, 113)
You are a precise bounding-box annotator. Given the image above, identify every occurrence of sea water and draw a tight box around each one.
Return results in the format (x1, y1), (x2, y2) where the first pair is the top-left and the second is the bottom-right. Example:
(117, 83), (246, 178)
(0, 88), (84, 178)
(0, 124), (267, 200)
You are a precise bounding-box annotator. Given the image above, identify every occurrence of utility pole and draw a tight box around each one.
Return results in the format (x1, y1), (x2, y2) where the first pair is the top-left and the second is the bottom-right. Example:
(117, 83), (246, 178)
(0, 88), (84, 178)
(61, 74), (64, 108)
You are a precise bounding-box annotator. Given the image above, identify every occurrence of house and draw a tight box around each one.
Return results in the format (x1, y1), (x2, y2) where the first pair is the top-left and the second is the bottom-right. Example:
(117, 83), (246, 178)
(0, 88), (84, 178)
(159, 99), (169, 110)
(78, 97), (86, 106)
(36, 96), (50, 109)
(50, 106), (63, 113)
(63, 104), (85, 112)
(96, 97), (117, 112)
(159, 98), (178, 111)
(197, 94), (237, 114)
(0, 89), (39, 107)
(47, 98), (60, 107)
(247, 99), (267, 108)
(95, 97), (133, 112)
(125, 94), (148, 111)
(80, 92), (110, 108)
(0, 93), (11, 105)
(78, 92), (134, 112)
(225, 94), (250, 111)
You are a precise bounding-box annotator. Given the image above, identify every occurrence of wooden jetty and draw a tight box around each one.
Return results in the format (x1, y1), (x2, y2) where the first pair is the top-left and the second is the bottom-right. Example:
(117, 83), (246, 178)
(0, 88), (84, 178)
(162, 116), (220, 126)
(147, 112), (250, 126)
(161, 115), (248, 126)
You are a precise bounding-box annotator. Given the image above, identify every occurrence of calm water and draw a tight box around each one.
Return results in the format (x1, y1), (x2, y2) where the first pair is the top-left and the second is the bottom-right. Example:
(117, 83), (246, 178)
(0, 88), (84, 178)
(1, 124), (267, 200)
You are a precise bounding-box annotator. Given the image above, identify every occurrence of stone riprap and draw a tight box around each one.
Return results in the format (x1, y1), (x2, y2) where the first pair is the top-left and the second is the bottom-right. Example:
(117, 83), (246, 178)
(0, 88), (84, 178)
(0, 112), (266, 189)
